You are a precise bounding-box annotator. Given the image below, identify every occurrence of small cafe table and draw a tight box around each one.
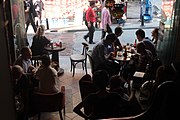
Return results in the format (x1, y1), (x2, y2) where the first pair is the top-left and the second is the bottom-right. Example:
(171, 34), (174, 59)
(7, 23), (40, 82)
(44, 45), (66, 76)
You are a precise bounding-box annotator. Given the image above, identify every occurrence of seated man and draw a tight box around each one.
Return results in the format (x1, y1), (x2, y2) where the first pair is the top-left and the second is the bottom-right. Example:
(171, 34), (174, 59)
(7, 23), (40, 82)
(91, 33), (120, 77)
(135, 28), (157, 59)
(14, 46), (35, 74)
(14, 46), (38, 87)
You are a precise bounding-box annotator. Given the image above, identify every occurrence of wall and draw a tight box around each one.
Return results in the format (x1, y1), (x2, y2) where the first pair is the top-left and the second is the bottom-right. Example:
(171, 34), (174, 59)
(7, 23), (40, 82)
(0, 1), (16, 120)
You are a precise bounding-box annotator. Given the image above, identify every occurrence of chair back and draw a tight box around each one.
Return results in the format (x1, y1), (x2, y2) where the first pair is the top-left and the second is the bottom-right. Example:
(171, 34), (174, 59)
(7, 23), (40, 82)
(32, 86), (65, 120)
(79, 74), (99, 116)
(31, 55), (42, 67)
(87, 49), (94, 74)
(82, 42), (89, 59)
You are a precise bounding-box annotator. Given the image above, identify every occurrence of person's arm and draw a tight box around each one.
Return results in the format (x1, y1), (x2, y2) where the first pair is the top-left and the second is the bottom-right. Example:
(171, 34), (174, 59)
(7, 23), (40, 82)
(73, 101), (90, 119)
(73, 94), (94, 119)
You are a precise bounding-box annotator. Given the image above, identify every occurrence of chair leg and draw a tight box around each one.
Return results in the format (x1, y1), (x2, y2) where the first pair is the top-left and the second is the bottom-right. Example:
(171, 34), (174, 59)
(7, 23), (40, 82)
(70, 60), (72, 72)
(59, 111), (63, 120)
(85, 61), (87, 74)
(72, 64), (75, 77)
(82, 62), (84, 70)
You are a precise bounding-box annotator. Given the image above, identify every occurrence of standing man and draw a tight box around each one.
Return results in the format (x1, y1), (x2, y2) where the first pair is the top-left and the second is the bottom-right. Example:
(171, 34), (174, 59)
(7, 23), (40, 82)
(101, 1), (112, 39)
(24, 0), (37, 33)
(83, 1), (96, 44)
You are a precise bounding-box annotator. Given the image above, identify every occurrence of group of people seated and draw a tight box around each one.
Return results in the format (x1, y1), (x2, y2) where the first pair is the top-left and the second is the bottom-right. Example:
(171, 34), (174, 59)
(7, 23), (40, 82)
(74, 59), (180, 119)
(74, 70), (143, 119)
(11, 24), (60, 120)
(73, 26), (180, 119)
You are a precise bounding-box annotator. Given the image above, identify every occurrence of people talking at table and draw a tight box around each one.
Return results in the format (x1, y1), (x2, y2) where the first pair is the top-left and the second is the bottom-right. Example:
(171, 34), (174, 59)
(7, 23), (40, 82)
(135, 28), (157, 59)
(122, 42), (153, 81)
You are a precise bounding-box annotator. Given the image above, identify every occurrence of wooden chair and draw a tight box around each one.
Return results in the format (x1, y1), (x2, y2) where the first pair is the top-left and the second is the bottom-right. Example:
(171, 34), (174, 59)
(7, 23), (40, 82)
(32, 86), (65, 120)
(87, 49), (95, 74)
(31, 55), (42, 67)
(70, 42), (89, 77)
(78, 74), (99, 119)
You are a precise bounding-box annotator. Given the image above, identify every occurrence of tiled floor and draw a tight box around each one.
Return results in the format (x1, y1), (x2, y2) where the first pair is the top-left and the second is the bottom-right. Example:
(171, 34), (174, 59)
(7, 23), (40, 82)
(30, 56), (92, 120)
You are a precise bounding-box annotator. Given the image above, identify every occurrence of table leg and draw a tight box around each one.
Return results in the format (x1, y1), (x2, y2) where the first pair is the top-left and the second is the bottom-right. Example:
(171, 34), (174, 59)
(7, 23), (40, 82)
(52, 51), (64, 76)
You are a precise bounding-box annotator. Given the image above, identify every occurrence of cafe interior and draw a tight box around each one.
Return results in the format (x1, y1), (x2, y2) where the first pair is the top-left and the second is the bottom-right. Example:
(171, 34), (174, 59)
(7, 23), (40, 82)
(0, 0), (180, 120)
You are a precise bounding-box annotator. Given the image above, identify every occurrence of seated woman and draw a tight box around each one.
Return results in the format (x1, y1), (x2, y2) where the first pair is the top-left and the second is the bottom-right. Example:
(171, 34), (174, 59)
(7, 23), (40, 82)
(35, 54), (59, 94)
(30, 24), (51, 56)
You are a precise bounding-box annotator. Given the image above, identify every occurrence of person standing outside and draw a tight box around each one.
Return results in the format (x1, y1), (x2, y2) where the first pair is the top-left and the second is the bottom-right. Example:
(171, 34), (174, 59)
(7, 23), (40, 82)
(34, 0), (45, 26)
(24, 0), (37, 33)
(83, 1), (96, 44)
(100, 1), (112, 39)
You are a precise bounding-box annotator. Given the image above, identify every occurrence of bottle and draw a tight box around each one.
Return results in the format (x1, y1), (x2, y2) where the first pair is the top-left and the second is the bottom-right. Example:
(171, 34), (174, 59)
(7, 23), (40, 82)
(123, 46), (127, 58)
(59, 41), (62, 47)
(134, 39), (137, 48)
(51, 43), (54, 49)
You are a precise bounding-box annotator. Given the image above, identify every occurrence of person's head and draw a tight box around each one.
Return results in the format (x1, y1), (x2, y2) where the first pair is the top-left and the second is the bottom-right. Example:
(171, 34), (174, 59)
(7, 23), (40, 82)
(36, 24), (45, 36)
(151, 28), (159, 40)
(92, 70), (109, 89)
(104, 33), (117, 45)
(41, 54), (51, 67)
(21, 46), (32, 60)
(109, 75), (122, 90)
(135, 29), (145, 41)
(89, 1), (96, 7)
(155, 65), (175, 86)
(136, 42), (146, 54)
(114, 26), (123, 37)
(11, 65), (24, 80)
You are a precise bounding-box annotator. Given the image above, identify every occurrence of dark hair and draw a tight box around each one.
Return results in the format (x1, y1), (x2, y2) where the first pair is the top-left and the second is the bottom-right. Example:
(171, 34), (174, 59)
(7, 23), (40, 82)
(41, 54), (51, 67)
(106, 33), (117, 42)
(89, 1), (95, 6)
(92, 70), (109, 89)
(115, 26), (123, 35)
(21, 46), (29, 54)
(136, 29), (145, 38)
(110, 75), (122, 90)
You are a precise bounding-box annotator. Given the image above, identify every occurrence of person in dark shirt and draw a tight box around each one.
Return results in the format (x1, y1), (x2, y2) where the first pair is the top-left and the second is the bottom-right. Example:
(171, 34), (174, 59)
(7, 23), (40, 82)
(135, 29), (157, 59)
(24, 0), (37, 33)
(30, 25), (51, 56)
(114, 26), (123, 51)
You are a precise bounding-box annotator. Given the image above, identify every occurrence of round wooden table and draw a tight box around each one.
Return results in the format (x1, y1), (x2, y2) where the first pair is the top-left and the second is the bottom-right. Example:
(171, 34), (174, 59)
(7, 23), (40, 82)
(44, 46), (66, 76)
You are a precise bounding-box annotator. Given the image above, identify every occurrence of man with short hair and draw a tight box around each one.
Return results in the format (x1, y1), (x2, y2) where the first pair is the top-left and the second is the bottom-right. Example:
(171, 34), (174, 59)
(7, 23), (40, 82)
(92, 33), (120, 77)
(135, 29), (157, 58)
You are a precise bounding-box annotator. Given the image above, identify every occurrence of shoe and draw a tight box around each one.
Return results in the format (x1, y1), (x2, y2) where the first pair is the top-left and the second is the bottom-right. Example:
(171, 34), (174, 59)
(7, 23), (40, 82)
(89, 42), (96, 44)
(83, 36), (87, 41)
